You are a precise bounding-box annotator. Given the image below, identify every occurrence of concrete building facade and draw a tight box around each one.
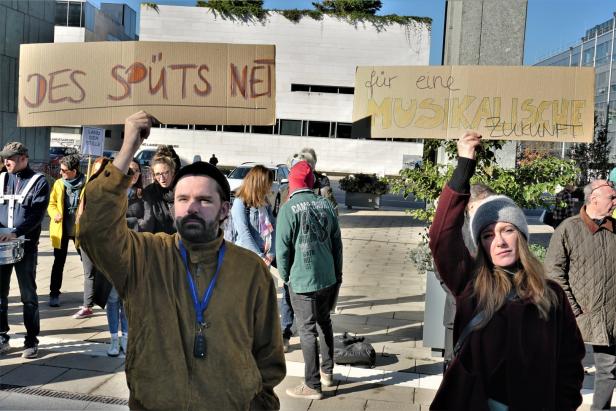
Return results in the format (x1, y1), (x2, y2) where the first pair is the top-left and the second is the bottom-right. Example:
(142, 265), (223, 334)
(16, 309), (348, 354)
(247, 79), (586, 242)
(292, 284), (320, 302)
(0, 0), (56, 162)
(138, 5), (430, 175)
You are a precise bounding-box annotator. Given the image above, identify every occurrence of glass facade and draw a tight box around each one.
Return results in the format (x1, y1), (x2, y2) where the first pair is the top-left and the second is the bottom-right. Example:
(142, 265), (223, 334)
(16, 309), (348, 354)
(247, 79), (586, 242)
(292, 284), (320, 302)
(55, 1), (136, 38)
(534, 14), (616, 159)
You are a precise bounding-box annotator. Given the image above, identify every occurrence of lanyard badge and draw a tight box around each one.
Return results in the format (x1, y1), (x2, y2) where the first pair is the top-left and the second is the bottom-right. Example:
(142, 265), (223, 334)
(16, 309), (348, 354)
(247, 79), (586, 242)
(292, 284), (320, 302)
(179, 240), (226, 359)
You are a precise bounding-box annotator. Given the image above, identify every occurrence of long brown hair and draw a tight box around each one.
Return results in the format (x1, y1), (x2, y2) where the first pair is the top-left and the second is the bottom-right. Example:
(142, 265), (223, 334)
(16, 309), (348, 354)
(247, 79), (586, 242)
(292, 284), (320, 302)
(472, 230), (558, 330)
(235, 165), (273, 208)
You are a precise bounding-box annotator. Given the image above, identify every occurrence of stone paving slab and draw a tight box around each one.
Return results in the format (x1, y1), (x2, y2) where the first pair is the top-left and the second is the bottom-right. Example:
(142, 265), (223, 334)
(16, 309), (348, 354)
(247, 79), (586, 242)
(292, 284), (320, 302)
(89, 372), (130, 399)
(42, 369), (114, 395)
(2, 364), (69, 388)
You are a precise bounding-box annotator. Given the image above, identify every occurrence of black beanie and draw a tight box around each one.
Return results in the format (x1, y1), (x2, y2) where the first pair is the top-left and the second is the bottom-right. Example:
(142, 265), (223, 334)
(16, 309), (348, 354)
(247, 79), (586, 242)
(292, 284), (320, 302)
(171, 161), (231, 202)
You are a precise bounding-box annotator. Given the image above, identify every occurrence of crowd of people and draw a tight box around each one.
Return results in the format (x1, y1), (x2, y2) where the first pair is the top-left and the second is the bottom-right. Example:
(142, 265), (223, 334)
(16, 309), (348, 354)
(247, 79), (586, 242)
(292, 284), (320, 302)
(0, 112), (616, 409)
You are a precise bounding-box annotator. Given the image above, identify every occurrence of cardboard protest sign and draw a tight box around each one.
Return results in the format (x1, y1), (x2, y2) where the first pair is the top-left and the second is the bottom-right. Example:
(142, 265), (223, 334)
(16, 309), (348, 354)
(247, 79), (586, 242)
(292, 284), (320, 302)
(352, 66), (595, 142)
(81, 127), (104, 157)
(18, 41), (275, 127)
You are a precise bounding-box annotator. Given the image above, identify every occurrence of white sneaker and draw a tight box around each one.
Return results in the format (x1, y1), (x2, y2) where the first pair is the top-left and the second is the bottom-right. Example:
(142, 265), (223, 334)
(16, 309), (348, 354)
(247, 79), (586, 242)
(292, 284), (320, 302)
(107, 336), (120, 357)
(120, 335), (128, 354)
(22, 345), (38, 359)
(0, 338), (10, 355)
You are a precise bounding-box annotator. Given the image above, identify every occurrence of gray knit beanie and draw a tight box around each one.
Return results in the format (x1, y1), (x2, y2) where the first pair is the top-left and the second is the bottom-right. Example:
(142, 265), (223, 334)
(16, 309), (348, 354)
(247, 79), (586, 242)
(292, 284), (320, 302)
(470, 195), (529, 246)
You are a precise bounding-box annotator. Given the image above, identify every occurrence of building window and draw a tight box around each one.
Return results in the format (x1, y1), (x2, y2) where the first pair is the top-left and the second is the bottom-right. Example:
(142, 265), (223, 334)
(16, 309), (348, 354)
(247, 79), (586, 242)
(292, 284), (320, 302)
(195, 124), (218, 131)
(251, 125), (274, 134)
(291, 84), (354, 95)
(51, 126), (81, 134)
(223, 125), (246, 133)
(55, 1), (68, 25)
(306, 121), (330, 138)
(571, 53), (580, 66)
(291, 84), (310, 92)
(68, 1), (82, 27)
(336, 123), (352, 138)
(279, 119), (302, 136)
(596, 41), (611, 65)
(104, 130), (111, 138)
(582, 47), (594, 66)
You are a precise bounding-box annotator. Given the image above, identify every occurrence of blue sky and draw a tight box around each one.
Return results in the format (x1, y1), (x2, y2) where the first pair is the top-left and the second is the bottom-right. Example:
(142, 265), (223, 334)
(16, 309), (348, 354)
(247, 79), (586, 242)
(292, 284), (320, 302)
(92, 0), (614, 65)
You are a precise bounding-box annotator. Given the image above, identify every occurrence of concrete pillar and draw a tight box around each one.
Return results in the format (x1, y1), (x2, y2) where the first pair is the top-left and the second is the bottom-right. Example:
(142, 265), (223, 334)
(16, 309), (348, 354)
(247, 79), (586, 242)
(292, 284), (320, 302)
(442, 0), (528, 167)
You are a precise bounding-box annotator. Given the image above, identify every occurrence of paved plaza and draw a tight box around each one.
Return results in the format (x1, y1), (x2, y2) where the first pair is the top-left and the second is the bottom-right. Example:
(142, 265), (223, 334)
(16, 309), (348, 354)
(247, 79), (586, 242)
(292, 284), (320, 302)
(0, 206), (607, 410)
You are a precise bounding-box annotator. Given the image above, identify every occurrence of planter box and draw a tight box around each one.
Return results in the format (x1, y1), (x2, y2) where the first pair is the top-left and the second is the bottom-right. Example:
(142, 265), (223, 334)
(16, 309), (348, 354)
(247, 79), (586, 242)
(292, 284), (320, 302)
(344, 192), (381, 209)
(423, 270), (447, 356)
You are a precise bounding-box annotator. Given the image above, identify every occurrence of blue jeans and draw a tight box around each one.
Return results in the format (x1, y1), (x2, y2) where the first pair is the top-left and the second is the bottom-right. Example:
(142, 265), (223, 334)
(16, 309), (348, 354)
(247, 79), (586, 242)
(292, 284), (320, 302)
(280, 283), (294, 340)
(0, 247), (40, 348)
(592, 345), (616, 410)
(106, 287), (127, 335)
(289, 284), (335, 390)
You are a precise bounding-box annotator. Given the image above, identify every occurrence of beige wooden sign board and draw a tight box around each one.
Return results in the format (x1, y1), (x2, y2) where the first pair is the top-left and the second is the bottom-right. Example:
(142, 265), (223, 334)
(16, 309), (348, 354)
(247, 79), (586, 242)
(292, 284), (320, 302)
(18, 41), (276, 127)
(353, 65), (595, 143)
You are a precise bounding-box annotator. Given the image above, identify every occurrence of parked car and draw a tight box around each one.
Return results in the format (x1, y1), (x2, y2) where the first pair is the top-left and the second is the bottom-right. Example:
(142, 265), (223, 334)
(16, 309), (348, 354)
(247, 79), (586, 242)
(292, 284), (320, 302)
(49, 146), (78, 164)
(226, 162), (290, 215)
(135, 148), (157, 167)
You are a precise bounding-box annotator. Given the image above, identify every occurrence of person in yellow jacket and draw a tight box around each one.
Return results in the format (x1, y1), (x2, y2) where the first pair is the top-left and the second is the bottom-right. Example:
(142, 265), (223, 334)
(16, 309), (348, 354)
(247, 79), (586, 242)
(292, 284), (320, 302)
(47, 154), (94, 311)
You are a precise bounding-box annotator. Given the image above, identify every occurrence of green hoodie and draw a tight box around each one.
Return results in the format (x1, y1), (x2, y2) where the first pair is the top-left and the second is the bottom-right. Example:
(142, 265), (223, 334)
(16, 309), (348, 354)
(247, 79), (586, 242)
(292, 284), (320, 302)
(276, 189), (343, 293)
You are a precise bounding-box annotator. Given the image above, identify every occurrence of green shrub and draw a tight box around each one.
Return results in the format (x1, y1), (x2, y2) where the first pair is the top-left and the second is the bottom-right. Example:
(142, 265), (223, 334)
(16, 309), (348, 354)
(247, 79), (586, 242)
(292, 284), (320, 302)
(339, 173), (389, 195)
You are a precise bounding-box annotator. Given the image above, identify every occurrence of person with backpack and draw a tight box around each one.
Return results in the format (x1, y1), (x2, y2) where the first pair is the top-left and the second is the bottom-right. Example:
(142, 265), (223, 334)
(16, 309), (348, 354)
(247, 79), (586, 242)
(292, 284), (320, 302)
(428, 131), (584, 410)
(230, 165), (276, 267)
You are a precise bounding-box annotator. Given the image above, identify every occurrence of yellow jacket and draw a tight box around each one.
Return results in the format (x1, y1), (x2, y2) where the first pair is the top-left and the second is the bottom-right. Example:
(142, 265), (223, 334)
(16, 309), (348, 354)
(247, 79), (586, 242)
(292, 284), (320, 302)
(48, 177), (85, 249)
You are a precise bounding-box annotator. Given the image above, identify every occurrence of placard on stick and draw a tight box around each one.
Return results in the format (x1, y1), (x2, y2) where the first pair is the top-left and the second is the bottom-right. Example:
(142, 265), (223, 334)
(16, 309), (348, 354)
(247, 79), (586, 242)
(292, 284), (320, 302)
(352, 66), (595, 143)
(81, 127), (104, 157)
(18, 41), (276, 127)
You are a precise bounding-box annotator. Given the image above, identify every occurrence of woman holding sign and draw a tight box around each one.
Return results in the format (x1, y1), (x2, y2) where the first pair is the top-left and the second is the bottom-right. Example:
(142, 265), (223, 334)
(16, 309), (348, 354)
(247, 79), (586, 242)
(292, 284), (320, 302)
(428, 131), (584, 410)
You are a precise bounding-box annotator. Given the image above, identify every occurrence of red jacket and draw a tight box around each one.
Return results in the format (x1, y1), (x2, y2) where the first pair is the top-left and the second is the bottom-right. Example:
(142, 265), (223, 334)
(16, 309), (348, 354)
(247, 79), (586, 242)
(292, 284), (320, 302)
(428, 184), (585, 410)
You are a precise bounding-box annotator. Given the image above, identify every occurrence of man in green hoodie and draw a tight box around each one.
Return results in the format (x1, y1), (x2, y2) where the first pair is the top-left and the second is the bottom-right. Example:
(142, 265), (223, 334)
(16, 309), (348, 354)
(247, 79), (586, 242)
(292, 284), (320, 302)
(276, 160), (343, 400)
(79, 111), (285, 410)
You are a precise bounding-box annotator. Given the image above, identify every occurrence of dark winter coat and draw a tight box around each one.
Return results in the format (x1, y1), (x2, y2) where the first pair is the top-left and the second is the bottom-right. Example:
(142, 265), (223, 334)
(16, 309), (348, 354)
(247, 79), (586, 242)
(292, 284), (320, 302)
(545, 206), (616, 346)
(139, 183), (175, 234)
(428, 180), (584, 410)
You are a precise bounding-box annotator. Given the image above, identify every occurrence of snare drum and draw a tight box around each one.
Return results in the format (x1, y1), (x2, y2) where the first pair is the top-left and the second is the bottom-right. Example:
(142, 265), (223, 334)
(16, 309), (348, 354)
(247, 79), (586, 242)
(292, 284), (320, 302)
(0, 238), (25, 265)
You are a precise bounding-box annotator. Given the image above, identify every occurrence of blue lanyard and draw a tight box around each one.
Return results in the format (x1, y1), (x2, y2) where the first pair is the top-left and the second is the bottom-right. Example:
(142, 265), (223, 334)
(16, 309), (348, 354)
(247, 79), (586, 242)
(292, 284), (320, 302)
(178, 240), (226, 326)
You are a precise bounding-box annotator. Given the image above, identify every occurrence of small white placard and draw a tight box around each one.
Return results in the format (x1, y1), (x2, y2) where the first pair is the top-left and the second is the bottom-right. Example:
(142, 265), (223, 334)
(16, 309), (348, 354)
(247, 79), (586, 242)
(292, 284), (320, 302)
(81, 127), (105, 157)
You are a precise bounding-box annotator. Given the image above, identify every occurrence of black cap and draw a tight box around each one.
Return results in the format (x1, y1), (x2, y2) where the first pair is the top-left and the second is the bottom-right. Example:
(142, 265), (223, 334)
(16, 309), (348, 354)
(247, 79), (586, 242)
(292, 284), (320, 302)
(172, 161), (231, 202)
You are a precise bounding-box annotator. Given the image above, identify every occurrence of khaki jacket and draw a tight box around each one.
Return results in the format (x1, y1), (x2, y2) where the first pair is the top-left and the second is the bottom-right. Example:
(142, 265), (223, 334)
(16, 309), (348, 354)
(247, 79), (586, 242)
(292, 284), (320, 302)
(546, 206), (616, 346)
(79, 164), (285, 410)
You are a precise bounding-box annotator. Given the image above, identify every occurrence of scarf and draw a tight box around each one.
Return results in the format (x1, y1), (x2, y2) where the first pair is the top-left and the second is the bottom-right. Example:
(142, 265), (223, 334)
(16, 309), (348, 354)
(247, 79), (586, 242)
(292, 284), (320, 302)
(257, 206), (274, 254)
(62, 173), (85, 215)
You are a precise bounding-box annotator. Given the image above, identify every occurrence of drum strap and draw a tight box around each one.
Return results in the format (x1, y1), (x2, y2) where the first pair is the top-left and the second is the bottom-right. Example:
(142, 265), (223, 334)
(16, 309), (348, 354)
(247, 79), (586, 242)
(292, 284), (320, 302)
(0, 172), (45, 228)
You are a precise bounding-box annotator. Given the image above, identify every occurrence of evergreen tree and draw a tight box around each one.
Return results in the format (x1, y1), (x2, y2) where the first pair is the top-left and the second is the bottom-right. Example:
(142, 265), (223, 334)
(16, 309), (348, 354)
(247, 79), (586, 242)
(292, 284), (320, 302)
(567, 116), (612, 185)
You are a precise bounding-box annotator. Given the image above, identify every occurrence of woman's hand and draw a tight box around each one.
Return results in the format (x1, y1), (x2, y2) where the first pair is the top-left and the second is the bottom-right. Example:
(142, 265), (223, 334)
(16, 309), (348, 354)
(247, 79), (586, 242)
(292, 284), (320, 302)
(263, 254), (273, 267)
(457, 131), (482, 160)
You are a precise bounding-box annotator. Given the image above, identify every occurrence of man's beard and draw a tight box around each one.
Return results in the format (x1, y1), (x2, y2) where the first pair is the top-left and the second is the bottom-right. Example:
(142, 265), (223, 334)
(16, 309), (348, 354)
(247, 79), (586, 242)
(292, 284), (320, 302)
(175, 214), (219, 243)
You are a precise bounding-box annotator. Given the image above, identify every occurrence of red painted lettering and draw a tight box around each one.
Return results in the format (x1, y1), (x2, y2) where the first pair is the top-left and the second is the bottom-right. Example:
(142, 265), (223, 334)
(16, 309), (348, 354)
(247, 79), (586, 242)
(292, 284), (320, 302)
(108, 65), (130, 101)
(48, 69), (72, 104)
(194, 64), (211, 97)
(23, 73), (47, 108)
(230, 64), (247, 98)
(169, 64), (197, 99)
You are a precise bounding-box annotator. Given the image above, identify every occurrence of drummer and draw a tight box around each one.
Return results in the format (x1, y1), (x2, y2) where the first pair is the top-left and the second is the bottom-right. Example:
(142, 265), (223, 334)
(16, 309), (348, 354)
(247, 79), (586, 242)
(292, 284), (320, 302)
(0, 142), (50, 359)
